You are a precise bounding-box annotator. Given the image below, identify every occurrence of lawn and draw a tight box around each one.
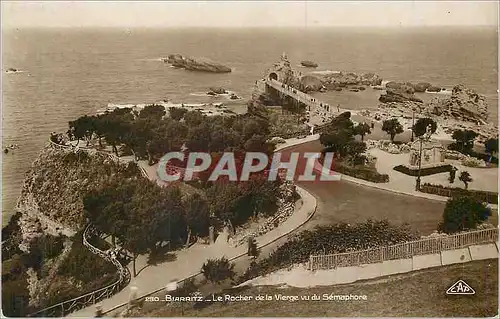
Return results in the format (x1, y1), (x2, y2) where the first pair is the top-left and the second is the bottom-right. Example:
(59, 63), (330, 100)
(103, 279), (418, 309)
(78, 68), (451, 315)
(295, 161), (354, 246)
(140, 259), (498, 317)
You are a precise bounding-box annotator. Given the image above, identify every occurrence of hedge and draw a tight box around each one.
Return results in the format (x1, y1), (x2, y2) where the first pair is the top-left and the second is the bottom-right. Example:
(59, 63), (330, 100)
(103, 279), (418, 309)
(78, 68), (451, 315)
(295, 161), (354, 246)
(336, 163), (389, 183)
(393, 164), (455, 177)
(236, 220), (417, 284)
(420, 183), (498, 204)
(447, 143), (499, 165)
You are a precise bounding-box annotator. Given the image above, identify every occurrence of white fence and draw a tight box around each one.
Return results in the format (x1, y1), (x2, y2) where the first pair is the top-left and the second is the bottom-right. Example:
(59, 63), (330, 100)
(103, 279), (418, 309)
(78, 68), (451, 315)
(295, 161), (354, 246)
(309, 228), (498, 271)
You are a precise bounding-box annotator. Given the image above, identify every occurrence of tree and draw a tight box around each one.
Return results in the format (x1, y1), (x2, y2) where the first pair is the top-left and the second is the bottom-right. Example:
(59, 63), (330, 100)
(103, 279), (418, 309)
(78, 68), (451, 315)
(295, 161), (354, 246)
(345, 141), (367, 165)
(484, 138), (498, 162)
(207, 183), (243, 226)
(458, 171), (473, 189)
(438, 195), (491, 234)
(101, 116), (130, 156)
(451, 129), (478, 153)
(354, 122), (371, 141)
(412, 118), (437, 138)
(139, 104), (166, 121)
(184, 110), (205, 127)
(92, 114), (107, 148)
(169, 107), (188, 121)
(68, 115), (94, 146)
(201, 257), (235, 284)
(382, 118), (404, 142)
(319, 129), (354, 158)
(83, 181), (135, 247)
(184, 194), (210, 246)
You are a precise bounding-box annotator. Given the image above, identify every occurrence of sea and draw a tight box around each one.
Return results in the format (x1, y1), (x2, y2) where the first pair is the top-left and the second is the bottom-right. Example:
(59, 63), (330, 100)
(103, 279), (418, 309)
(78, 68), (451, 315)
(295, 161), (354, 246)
(2, 27), (498, 224)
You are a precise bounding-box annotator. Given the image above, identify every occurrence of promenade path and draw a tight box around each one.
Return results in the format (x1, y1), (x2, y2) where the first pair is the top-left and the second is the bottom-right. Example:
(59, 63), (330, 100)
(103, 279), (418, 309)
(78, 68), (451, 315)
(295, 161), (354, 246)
(265, 78), (328, 112)
(65, 131), (495, 316)
(265, 78), (338, 126)
(68, 184), (316, 317)
(244, 242), (499, 288)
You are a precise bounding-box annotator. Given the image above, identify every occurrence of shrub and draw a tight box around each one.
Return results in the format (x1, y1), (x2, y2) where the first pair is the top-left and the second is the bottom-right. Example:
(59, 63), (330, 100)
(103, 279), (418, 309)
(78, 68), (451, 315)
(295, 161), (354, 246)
(448, 143), (498, 164)
(237, 220), (417, 283)
(2, 274), (30, 317)
(458, 171), (473, 189)
(335, 162), (389, 183)
(420, 183), (498, 204)
(393, 164), (455, 177)
(175, 277), (199, 297)
(57, 231), (117, 283)
(201, 257), (235, 284)
(460, 156), (485, 168)
(438, 195), (492, 234)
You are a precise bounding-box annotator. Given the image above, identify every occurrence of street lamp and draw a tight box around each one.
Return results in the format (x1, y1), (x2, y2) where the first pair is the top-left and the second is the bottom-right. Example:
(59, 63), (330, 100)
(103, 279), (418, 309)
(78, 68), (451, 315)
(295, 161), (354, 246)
(415, 136), (423, 191)
(415, 124), (432, 191)
(411, 109), (415, 142)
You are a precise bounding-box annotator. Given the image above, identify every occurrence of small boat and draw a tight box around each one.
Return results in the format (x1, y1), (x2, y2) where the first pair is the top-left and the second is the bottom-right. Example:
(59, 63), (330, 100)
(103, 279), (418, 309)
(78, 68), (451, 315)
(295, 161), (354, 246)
(5, 68), (19, 73)
(300, 60), (318, 68)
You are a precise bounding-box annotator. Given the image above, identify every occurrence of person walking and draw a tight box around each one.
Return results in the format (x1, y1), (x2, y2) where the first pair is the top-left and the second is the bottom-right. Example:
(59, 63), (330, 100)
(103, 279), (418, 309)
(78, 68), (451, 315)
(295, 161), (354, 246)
(337, 104), (340, 112)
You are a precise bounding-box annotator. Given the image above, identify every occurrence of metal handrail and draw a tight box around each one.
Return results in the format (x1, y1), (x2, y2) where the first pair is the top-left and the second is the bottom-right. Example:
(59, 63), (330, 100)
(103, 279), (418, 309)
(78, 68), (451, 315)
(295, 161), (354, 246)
(309, 227), (499, 270)
(28, 225), (130, 317)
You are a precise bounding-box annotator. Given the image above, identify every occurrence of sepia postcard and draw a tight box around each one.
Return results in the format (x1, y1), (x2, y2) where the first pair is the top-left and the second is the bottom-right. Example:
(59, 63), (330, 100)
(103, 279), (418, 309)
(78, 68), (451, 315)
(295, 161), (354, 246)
(1, 1), (498, 318)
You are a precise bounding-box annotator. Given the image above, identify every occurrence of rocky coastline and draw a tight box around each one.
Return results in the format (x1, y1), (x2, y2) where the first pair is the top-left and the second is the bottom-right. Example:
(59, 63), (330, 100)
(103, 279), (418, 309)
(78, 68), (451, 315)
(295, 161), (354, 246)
(358, 83), (496, 145)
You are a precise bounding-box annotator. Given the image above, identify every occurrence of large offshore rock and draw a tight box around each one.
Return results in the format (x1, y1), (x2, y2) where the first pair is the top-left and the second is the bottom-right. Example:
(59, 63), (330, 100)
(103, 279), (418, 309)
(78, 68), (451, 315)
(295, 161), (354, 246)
(164, 54), (232, 73)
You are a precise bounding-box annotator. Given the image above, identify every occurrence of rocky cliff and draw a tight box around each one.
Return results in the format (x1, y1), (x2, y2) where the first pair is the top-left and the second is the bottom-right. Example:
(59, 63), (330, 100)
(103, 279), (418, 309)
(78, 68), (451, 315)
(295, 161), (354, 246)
(16, 144), (140, 235)
(164, 54), (232, 73)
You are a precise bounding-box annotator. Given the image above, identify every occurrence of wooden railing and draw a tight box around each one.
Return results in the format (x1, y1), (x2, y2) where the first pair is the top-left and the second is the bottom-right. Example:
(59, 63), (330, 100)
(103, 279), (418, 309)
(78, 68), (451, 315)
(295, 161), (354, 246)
(48, 137), (150, 179)
(28, 225), (131, 317)
(309, 228), (498, 271)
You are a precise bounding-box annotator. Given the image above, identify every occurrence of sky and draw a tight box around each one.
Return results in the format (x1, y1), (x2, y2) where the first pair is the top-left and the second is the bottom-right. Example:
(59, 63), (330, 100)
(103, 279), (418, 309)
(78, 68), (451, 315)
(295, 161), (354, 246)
(2, 1), (498, 29)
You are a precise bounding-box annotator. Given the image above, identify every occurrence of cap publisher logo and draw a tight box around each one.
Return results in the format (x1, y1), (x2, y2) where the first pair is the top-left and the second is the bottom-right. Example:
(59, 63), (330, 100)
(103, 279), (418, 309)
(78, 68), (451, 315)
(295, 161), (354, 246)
(446, 280), (475, 295)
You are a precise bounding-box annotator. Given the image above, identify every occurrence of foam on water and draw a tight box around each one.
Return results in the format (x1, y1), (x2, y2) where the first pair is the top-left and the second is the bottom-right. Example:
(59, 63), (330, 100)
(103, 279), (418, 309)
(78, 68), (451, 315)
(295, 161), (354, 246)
(425, 89), (453, 95)
(310, 70), (341, 75)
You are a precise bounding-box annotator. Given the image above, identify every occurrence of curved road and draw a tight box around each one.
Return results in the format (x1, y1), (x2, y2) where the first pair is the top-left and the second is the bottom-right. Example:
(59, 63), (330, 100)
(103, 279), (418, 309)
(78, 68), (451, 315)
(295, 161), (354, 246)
(121, 139), (449, 317)
(279, 139), (446, 236)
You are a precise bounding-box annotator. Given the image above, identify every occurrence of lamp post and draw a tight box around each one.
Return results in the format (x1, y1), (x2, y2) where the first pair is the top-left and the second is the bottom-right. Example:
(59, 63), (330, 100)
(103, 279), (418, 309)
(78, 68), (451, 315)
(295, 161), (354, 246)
(411, 109), (415, 142)
(415, 136), (423, 191)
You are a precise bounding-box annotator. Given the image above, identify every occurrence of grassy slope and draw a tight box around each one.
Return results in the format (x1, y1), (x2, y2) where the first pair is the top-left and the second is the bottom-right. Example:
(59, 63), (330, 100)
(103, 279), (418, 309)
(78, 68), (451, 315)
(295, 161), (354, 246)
(144, 259), (498, 317)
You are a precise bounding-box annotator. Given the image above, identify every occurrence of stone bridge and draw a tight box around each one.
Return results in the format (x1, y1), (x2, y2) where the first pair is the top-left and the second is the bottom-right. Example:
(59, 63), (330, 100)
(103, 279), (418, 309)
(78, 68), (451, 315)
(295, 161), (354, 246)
(255, 53), (337, 125)
(265, 77), (331, 113)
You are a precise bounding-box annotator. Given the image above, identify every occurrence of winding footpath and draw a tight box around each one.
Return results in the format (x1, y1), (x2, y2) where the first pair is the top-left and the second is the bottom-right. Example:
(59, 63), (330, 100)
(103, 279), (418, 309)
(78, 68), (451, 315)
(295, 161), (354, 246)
(28, 225), (131, 317)
(44, 133), (495, 317)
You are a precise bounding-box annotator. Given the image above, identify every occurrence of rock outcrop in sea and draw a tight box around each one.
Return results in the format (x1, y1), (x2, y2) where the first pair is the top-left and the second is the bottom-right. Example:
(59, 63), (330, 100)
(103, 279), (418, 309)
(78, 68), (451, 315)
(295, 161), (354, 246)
(319, 72), (382, 91)
(379, 82), (423, 103)
(207, 87), (228, 95)
(299, 75), (325, 92)
(424, 84), (489, 123)
(164, 54), (232, 73)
